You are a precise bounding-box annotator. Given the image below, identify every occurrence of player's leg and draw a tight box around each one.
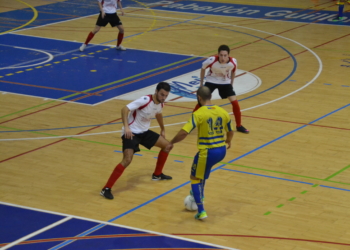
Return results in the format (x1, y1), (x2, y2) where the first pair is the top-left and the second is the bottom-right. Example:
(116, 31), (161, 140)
(140, 130), (172, 180)
(221, 84), (249, 133)
(80, 12), (106, 51)
(193, 146), (226, 220)
(152, 133), (172, 180)
(110, 13), (126, 50)
(190, 150), (207, 219)
(193, 82), (216, 112)
(333, 0), (346, 21)
(80, 25), (101, 51)
(116, 24), (126, 50)
(100, 135), (140, 199)
(100, 149), (133, 199)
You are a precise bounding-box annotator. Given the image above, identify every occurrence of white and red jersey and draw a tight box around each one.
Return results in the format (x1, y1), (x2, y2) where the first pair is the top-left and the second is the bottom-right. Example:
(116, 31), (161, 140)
(123, 95), (163, 134)
(98, 0), (120, 14)
(202, 56), (237, 85)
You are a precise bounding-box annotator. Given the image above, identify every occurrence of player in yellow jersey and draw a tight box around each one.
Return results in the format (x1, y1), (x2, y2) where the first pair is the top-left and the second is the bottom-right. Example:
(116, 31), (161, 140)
(167, 86), (234, 220)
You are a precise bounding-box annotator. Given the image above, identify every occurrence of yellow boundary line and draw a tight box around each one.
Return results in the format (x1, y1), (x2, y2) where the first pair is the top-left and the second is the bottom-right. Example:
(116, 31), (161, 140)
(123, 0), (158, 45)
(0, 0), (38, 35)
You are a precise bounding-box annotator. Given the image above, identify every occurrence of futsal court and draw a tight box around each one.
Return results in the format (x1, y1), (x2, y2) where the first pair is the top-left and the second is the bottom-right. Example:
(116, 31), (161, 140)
(0, 0), (350, 249)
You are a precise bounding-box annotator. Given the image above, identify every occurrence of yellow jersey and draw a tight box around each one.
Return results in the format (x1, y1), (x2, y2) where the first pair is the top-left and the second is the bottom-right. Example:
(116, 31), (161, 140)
(182, 105), (233, 150)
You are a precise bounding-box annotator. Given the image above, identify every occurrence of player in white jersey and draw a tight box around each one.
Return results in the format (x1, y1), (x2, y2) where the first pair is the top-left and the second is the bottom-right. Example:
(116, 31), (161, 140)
(79, 0), (126, 52)
(193, 45), (249, 134)
(100, 82), (173, 200)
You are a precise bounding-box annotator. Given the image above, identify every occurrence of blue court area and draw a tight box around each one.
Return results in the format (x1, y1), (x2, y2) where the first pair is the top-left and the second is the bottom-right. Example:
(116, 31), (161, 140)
(0, 203), (226, 250)
(0, 34), (202, 105)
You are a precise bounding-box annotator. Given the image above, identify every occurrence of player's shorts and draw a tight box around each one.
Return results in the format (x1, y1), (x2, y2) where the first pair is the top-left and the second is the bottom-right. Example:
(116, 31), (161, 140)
(191, 146), (226, 180)
(205, 82), (236, 99)
(96, 12), (122, 27)
(122, 130), (160, 153)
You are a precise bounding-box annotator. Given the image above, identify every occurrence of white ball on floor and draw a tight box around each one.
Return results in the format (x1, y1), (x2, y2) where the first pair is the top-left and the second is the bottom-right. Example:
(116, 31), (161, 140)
(184, 195), (198, 211)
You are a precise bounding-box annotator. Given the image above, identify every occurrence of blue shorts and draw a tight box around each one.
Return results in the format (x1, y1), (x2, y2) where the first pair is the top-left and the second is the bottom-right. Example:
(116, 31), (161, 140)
(191, 146), (226, 180)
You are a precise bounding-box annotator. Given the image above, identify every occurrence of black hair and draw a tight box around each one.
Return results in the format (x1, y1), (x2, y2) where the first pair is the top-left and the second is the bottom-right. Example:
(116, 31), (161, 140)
(218, 44), (230, 54)
(156, 81), (171, 92)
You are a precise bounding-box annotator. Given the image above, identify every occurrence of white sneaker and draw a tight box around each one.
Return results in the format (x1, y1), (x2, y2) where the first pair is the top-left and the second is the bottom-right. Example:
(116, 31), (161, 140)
(116, 45), (126, 51)
(79, 44), (86, 52)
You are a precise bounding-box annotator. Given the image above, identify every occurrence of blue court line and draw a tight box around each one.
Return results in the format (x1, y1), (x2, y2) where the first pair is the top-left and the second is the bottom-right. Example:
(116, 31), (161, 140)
(221, 168), (314, 185)
(319, 185), (350, 192)
(174, 160), (184, 163)
(49, 103), (350, 250)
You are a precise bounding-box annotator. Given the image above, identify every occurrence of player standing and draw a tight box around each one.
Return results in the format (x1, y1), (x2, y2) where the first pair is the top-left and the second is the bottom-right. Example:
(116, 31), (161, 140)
(193, 45), (249, 134)
(167, 86), (234, 220)
(101, 82), (173, 200)
(80, 0), (126, 51)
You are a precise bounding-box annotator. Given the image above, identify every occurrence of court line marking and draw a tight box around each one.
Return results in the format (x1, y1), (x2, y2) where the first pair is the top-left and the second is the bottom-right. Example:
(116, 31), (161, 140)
(4, 121), (350, 188)
(174, 233), (350, 246)
(0, 79), (101, 96)
(0, 0), (38, 35)
(0, 217), (72, 250)
(0, 46), (53, 70)
(324, 165), (350, 181)
(0, 202), (238, 250)
(221, 169), (315, 185)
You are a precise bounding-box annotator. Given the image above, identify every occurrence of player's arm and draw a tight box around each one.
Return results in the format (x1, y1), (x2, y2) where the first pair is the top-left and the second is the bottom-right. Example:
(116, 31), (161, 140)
(200, 68), (206, 87)
(121, 106), (133, 139)
(165, 129), (188, 152)
(117, 0), (124, 15)
(165, 114), (196, 151)
(170, 129), (189, 144)
(224, 112), (234, 149)
(155, 113), (165, 138)
(230, 69), (235, 86)
(97, 0), (105, 18)
(231, 58), (237, 86)
(225, 130), (234, 149)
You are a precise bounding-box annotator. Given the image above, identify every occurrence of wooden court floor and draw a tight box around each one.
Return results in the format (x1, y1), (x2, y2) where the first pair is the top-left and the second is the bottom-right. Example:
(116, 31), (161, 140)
(1, 0), (350, 249)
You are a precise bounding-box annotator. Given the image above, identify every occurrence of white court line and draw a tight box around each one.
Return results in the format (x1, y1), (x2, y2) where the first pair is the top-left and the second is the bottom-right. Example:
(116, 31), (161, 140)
(0, 91), (92, 106)
(0, 46), (53, 70)
(0, 122), (186, 141)
(0, 217), (72, 250)
(0, 201), (239, 250)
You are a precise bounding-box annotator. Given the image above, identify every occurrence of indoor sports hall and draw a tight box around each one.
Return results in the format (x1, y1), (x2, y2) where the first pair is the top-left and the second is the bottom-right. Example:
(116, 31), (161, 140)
(0, 0), (349, 249)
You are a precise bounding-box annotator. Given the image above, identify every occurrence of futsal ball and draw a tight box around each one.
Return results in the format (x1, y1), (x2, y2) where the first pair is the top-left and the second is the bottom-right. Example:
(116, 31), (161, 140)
(184, 195), (198, 211)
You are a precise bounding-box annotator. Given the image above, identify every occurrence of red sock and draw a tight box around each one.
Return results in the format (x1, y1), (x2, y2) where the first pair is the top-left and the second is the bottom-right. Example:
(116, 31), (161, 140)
(231, 100), (241, 127)
(154, 150), (169, 176)
(84, 31), (95, 45)
(104, 163), (125, 189)
(117, 32), (124, 46)
(193, 104), (200, 113)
